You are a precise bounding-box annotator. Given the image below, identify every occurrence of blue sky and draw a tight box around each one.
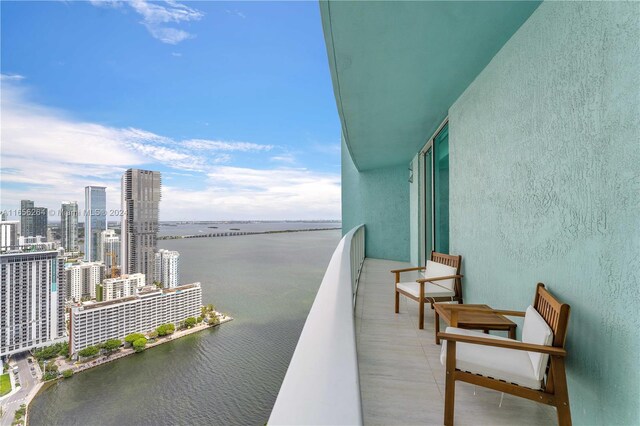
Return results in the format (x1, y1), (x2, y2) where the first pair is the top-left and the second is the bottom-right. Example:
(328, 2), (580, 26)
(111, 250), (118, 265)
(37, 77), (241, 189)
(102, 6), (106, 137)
(1, 0), (341, 221)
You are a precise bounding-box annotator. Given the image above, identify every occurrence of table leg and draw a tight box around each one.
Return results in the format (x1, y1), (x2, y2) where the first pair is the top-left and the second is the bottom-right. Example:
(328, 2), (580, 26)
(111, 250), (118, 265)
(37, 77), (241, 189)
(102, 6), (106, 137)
(509, 326), (517, 340)
(435, 310), (441, 345)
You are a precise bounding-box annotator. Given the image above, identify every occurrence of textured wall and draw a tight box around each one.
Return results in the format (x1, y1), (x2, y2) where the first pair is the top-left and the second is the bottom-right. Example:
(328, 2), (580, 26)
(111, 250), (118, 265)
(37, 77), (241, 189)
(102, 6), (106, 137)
(342, 137), (410, 261)
(409, 155), (420, 265)
(449, 2), (639, 425)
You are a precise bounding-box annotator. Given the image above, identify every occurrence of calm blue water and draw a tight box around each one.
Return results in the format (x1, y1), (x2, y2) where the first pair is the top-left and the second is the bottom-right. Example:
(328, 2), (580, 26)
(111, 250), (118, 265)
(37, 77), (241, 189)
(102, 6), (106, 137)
(28, 226), (342, 425)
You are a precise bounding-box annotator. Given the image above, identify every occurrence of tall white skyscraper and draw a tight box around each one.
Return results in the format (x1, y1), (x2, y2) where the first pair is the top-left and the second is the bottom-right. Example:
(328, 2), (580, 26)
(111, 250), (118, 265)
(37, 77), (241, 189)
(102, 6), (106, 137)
(0, 221), (19, 251)
(64, 262), (106, 302)
(154, 249), (180, 288)
(0, 248), (66, 358)
(61, 201), (79, 252)
(98, 229), (120, 277)
(121, 169), (161, 285)
(84, 186), (107, 262)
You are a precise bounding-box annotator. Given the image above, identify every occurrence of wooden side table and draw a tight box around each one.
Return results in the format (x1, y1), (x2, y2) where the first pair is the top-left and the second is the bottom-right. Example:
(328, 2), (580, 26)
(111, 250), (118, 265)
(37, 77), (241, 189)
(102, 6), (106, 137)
(433, 303), (517, 344)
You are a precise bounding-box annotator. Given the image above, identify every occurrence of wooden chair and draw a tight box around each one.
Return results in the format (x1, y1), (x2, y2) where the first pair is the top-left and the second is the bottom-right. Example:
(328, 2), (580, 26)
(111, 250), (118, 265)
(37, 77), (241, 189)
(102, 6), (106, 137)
(391, 252), (463, 329)
(438, 283), (571, 426)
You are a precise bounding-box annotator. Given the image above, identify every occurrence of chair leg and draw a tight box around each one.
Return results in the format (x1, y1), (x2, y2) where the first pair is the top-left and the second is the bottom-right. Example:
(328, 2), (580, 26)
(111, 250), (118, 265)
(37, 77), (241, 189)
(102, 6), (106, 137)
(419, 301), (424, 329)
(551, 356), (572, 426)
(395, 289), (400, 314)
(435, 310), (441, 344)
(444, 341), (457, 426)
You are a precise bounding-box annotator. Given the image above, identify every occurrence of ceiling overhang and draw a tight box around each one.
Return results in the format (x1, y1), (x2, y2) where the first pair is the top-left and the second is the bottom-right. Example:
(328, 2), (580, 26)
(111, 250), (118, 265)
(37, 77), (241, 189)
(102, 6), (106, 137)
(320, 0), (541, 171)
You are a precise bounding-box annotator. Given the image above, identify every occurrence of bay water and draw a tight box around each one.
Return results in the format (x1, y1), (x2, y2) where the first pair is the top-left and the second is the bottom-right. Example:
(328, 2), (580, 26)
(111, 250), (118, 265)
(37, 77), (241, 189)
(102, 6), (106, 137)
(28, 226), (341, 425)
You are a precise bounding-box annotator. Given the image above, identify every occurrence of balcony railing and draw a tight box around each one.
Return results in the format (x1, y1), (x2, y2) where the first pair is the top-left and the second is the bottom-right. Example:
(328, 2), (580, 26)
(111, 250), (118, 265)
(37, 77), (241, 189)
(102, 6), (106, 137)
(269, 224), (365, 425)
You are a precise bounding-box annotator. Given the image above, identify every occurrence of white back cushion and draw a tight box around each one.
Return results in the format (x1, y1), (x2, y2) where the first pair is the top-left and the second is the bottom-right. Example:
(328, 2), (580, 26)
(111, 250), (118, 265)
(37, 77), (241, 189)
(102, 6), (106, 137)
(522, 305), (554, 380)
(421, 260), (457, 292)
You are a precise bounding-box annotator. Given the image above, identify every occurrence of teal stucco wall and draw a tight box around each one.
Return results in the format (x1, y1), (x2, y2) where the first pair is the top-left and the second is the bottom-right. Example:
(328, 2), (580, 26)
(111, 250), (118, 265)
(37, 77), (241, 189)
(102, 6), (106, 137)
(342, 137), (410, 261)
(448, 2), (639, 425)
(409, 154), (421, 266)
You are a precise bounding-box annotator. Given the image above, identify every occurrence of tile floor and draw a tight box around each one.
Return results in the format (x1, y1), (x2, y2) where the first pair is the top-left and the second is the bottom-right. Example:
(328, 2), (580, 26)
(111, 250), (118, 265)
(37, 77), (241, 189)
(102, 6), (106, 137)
(355, 258), (557, 426)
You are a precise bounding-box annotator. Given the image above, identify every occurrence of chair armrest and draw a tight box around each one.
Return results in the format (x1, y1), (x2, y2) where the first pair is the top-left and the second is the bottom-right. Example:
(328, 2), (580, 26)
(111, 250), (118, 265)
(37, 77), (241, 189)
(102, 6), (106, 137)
(437, 332), (567, 357)
(390, 266), (425, 274)
(440, 305), (525, 317)
(416, 274), (463, 283)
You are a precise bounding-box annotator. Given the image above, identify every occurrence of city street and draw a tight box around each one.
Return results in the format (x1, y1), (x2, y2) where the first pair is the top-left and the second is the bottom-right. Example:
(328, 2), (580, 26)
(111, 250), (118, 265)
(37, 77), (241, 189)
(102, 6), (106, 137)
(0, 353), (41, 426)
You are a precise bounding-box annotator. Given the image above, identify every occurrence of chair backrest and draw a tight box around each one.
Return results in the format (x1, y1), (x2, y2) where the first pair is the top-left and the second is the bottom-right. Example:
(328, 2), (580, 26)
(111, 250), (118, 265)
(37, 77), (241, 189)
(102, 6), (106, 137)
(430, 252), (462, 297)
(532, 283), (571, 348)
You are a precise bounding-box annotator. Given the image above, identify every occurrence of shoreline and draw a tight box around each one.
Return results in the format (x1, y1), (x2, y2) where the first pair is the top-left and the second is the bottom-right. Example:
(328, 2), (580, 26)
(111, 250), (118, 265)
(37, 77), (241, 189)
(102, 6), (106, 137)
(158, 227), (341, 240)
(61, 316), (234, 375)
(22, 316), (233, 426)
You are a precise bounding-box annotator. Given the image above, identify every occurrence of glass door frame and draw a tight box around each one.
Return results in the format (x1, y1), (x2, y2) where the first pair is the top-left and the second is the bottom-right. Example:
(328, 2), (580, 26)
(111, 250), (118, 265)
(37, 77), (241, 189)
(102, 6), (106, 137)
(420, 117), (449, 266)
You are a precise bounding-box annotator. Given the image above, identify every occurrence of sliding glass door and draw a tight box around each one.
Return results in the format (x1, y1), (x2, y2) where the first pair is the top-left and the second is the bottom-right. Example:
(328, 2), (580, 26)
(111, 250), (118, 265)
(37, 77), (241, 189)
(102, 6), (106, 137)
(423, 122), (449, 262)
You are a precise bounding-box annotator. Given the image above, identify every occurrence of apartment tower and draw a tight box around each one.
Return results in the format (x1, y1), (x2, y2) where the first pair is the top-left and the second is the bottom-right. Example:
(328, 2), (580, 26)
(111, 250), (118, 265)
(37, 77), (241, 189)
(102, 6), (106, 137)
(60, 201), (79, 252)
(98, 229), (120, 277)
(121, 169), (161, 285)
(0, 221), (19, 251)
(0, 248), (66, 358)
(19, 200), (48, 239)
(154, 249), (179, 288)
(84, 186), (107, 261)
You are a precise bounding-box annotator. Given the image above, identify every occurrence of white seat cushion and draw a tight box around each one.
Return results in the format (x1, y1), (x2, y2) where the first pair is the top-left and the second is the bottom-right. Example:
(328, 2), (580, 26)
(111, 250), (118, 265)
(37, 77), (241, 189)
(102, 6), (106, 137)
(396, 281), (456, 298)
(522, 305), (554, 381)
(440, 327), (542, 390)
(421, 260), (457, 292)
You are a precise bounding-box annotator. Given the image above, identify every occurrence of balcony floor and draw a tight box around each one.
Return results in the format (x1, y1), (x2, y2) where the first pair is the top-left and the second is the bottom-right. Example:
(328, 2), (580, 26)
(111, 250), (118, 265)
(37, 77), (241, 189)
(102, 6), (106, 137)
(355, 258), (557, 425)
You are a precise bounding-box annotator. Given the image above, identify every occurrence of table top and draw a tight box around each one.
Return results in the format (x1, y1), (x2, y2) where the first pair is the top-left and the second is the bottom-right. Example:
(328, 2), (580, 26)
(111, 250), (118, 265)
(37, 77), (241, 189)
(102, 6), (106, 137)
(434, 303), (516, 328)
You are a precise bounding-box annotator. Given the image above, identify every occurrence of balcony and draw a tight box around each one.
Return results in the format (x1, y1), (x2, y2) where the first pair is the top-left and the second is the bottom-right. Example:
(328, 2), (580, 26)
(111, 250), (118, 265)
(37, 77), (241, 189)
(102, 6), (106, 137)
(355, 258), (555, 425)
(271, 227), (556, 425)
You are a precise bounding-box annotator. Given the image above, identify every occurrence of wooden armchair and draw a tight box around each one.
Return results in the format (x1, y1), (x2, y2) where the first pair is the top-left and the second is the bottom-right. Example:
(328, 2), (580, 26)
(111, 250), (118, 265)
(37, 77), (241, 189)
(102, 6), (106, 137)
(438, 283), (571, 426)
(391, 252), (463, 329)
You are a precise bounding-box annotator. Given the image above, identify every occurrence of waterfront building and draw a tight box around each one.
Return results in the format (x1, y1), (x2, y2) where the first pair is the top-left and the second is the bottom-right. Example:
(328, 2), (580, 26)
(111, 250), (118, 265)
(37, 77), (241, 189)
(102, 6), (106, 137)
(121, 169), (161, 285)
(154, 249), (179, 288)
(84, 186), (107, 262)
(64, 262), (106, 302)
(270, 2), (639, 426)
(60, 201), (79, 252)
(0, 221), (19, 251)
(99, 273), (145, 301)
(19, 200), (48, 239)
(69, 282), (202, 357)
(98, 229), (120, 277)
(0, 248), (66, 358)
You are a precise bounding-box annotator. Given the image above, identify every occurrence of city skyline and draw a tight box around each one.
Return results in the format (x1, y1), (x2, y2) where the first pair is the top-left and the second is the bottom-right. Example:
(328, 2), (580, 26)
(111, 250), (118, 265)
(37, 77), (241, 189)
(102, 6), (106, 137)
(0, 1), (342, 221)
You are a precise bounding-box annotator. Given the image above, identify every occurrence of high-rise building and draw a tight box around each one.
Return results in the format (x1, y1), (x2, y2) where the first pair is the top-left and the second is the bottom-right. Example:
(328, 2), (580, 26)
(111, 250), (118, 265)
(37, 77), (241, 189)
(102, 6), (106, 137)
(98, 229), (120, 277)
(121, 169), (161, 285)
(65, 262), (106, 302)
(99, 273), (145, 301)
(0, 221), (19, 251)
(0, 248), (66, 358)
(61, 201), (79, 252)
(19, 200), (48, 239)
(84, 186), (107, 262)
(154, 249), (179, 288)
(69, 283), (201, 358)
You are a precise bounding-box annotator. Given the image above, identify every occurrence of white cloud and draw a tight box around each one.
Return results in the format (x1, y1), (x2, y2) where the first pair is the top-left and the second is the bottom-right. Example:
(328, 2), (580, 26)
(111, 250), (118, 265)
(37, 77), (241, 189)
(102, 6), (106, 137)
(270, 153), (296, 164)
(90, 0), (203, 45)
(0, 76), (341, 220)
(225, 9), (246, 19)
(0, 74), (25, 81)
(162, 167), (341, 220)
(183, 139), (273, 152)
